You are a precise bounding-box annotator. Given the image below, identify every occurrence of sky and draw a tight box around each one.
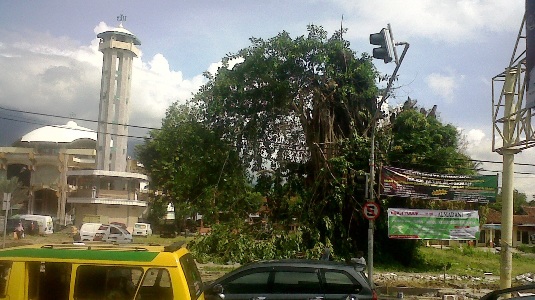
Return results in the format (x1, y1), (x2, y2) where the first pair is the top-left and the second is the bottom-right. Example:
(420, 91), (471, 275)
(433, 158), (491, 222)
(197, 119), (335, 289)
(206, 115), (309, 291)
(0, 1), (534, 199)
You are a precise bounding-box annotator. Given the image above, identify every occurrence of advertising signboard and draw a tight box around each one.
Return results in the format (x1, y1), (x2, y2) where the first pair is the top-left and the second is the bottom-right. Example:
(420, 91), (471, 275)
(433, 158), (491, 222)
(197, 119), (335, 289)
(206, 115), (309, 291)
(380, 166), (497, 203)
(388, 208), (480, 240)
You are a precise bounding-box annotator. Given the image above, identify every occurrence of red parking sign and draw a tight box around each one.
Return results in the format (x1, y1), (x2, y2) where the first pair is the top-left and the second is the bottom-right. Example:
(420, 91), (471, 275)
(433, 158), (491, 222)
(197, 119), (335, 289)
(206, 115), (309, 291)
(363, 202), (380, 220)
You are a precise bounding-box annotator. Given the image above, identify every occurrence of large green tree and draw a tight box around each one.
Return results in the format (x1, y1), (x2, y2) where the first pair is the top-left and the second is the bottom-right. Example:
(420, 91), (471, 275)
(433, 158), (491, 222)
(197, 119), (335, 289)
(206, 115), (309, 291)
(136, 104), (262, 226)
(196, 25), (377, 178)
(157, 25), (479, 264)
(194, 25), (378, 252)
(384, 108), (474, 174)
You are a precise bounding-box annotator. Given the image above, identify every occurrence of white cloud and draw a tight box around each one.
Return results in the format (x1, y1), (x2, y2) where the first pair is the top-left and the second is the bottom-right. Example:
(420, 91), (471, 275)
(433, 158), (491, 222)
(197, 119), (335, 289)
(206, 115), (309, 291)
(425, 72), (459, 103)
(333, 0), (523, 43)
(207, 57), (245, 77)
(0, 22), (209, 135)
(459, 127), (535, 198)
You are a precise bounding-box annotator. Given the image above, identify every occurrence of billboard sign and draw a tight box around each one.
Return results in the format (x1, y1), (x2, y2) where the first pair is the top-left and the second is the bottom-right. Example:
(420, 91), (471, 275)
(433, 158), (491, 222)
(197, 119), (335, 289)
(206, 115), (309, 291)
(388, 208), (480, 240)
(380, 166), (497, 203)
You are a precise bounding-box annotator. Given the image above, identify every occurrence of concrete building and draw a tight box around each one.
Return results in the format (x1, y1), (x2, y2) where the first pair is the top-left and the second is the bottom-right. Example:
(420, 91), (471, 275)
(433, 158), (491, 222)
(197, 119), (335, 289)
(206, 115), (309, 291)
(0, 121), (97, 224)
(0, 23), (149, 232)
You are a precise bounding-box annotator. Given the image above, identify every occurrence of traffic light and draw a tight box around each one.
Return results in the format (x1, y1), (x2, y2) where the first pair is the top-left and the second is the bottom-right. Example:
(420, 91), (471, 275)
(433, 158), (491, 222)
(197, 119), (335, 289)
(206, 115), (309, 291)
(370, 28), (394, 63)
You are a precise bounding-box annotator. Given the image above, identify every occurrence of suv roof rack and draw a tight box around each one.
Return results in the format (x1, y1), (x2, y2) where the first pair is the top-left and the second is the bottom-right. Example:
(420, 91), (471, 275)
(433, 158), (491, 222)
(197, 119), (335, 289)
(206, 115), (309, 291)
(41, 244), (149, 252)
(163, 241), (185, 252)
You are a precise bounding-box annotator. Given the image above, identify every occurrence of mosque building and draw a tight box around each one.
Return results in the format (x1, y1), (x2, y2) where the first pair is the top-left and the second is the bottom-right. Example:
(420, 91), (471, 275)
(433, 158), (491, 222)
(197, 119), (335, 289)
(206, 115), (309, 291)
(0, 23), (149, 232)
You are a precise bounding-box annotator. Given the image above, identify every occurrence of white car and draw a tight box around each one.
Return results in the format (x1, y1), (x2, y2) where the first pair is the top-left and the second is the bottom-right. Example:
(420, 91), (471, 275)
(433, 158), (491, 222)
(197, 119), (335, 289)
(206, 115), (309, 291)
(133, 222), (152, 237)
(79, 223), (104, 241)
(93, 224), (133, 243)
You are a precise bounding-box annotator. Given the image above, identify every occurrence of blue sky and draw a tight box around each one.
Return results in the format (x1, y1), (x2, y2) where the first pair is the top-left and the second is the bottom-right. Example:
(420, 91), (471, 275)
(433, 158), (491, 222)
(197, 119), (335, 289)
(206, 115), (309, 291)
(1, 0), (533, 197)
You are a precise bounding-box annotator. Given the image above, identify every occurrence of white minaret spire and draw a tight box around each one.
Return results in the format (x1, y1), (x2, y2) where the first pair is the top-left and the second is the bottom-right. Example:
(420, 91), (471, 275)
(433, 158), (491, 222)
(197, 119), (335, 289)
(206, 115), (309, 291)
(96, 21), (140, 171)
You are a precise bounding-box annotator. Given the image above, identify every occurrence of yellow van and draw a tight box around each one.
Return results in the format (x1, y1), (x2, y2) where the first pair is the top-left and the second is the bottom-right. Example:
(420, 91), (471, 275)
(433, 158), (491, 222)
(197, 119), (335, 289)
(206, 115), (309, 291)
(0, 242), (204, 300)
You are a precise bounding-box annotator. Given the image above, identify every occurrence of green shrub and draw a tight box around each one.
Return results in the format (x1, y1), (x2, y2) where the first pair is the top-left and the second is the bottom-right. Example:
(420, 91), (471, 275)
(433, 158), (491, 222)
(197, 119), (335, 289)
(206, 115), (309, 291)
(516, 244), (535, 254)
(189, 222), (326, 264)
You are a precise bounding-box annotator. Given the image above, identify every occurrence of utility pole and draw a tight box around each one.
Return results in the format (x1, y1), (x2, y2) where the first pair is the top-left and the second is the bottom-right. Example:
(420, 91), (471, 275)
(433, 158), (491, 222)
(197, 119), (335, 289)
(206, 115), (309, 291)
(491, 9), (535, 288)
(368, 24), (409, 287)
(499, 69), (517, 288)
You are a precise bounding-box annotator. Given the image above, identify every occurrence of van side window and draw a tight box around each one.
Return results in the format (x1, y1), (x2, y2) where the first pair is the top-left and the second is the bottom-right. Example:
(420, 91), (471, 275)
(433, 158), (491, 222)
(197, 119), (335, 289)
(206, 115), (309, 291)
(28, 262), (71, 300)
(74, 266), (142, 300)
(0, 262), (11, 297)
(136, 268), (173, 300)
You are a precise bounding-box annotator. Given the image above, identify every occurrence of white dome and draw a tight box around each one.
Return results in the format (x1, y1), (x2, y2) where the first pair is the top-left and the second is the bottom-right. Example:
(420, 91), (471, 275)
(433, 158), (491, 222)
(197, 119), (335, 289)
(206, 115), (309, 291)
(21, 121), (97, 143)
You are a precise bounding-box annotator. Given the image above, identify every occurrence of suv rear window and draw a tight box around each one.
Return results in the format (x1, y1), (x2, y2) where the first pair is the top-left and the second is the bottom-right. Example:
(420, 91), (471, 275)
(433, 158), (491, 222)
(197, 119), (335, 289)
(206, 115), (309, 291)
(179, 253), (203, 300)
(224, 271), (271, 294)
(272, 270), (322, 294)
(323, 270), (362, 294)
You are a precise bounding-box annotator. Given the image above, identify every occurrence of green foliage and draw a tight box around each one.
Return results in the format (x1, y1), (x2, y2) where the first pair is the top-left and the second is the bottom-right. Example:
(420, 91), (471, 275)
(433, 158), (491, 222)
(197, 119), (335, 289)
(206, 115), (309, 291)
(145, 194), (168, 225)
(490, 189), (528, 214)
(195, 25), (377, 175)
(0, 175), (27, 206)
(141, 24), (481, 267)
(385, 109), (475, 174)
(516, 244), (535, 253)
(136, 104), (257, 223)
(189, 222), (326, 264)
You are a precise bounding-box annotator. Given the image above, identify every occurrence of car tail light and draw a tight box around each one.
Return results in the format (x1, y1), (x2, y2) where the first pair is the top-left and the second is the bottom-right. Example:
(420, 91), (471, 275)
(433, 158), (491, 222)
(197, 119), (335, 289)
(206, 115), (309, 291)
(372, 289), (378, 300)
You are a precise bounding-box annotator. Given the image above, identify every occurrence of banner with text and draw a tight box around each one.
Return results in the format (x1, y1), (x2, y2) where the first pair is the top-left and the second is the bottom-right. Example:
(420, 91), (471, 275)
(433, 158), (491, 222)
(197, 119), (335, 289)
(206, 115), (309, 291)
(388, 208), (480, 240)
(380, 166), (497, 203)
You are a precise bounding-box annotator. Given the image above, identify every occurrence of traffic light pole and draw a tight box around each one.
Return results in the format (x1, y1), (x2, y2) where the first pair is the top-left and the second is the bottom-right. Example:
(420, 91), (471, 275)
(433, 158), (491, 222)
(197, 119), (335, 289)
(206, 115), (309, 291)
(367, 27), (409, 287)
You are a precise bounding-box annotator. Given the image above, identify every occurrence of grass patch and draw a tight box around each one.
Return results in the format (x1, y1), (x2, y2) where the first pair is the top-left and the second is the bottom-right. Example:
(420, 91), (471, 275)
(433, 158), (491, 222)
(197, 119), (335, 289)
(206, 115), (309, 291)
(375, 246), (535, 277)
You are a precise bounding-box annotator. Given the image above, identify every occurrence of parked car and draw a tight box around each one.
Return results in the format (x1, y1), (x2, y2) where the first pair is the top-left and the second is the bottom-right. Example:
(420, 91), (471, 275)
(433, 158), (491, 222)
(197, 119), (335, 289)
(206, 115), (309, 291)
(480, 284), (535, 299)
(93, 224), (133, 243)
(133, 222), (152, 237)
(79, 223), (104, 241)
(204, 259), (377, 300)
(110, 221), (129, 232)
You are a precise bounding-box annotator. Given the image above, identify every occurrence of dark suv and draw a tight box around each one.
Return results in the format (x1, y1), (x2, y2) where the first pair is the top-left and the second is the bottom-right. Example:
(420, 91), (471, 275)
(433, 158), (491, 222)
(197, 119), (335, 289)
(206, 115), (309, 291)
(204, 259), (377, 300)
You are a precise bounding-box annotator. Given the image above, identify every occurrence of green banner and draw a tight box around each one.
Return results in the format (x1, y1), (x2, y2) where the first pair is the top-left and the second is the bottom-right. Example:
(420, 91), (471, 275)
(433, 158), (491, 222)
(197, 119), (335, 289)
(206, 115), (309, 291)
(388, 208), (480, 240)
(381, 166), (497, 203)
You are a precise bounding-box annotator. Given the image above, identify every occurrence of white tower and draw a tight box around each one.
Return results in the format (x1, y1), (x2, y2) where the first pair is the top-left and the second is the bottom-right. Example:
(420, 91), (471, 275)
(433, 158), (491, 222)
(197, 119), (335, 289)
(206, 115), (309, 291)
(96, 23), (140, 171)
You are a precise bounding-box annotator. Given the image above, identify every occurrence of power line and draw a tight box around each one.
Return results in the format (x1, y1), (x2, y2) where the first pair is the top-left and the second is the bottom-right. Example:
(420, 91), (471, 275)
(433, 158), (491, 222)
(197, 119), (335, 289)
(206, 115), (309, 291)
(0, 106), (160, 131)
(4, 105), (535, 173)
(471, 159), (535, 168)
(0, 115), (149, 140)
